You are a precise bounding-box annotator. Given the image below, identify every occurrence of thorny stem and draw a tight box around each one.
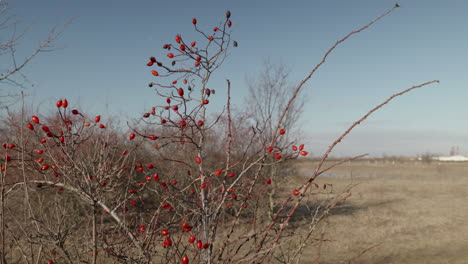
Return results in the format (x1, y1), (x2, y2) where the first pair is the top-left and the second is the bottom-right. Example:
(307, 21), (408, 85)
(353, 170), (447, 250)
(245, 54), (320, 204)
(92, 201), (97, 264)
(199, 71), (211, 264)
(212, 79), (234, 260)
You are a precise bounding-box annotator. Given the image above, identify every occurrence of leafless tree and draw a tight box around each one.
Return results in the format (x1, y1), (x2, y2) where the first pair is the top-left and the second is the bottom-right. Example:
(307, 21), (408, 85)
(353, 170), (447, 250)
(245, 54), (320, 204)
(0, 0), (70, 107)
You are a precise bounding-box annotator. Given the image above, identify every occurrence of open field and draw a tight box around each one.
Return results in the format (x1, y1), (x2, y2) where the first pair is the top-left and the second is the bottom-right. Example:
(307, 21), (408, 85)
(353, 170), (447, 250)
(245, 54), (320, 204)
(288, 159), (468, 264)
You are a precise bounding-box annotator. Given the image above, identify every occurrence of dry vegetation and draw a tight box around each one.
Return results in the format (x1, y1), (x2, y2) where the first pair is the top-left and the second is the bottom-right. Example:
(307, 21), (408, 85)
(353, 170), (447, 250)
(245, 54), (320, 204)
(1, 3), (449, 263)
(280, 159), (468, 264)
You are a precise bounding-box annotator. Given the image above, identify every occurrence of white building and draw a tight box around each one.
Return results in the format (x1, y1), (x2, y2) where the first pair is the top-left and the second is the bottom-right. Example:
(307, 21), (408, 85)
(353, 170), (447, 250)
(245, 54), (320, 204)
(432, 155), (468, 162)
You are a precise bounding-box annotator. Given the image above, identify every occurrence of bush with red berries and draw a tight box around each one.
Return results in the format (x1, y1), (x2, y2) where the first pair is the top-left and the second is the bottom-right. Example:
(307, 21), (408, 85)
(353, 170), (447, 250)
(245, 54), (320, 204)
(0, 5), (439, 263)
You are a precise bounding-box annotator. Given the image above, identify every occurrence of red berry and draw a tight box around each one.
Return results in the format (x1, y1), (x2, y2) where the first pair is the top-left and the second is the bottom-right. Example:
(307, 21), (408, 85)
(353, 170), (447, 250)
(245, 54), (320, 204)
(300, 151), (309, 156)
(299, 144), (305, 151)
(179, 120), (187, 127)
(279, 129), (285, 135)
(72, 109), (79, 115)
(183, 79), (188, 84)
(146, 163), (154, 169)
(149, 135), (157, 140)
(140, 225), (146, 232)
(161, 119), (167, 124)
(129, 133), (135, 140)
(195, 156), (202, 164)
(203, 243), (210, 249)
(146, 176), (152, 182)
(203, 99), (209, 105)
(95, 115), (101, 123)
(192, 18), (197, 25)
(181, 256), (189, 264)
(147, 61), (154, 66)
(40, 138), (47, 144)
(27, 123), (34, 130)
(151, 70), (159, 76)
(227, 20), (232, 27)
(197, 120), (204, 127)
(166, 98), (171, 104)
(131, 200), (137, 206)
(292, 145), (298, 151)
(267, 146), (274, 153)
(62, 99), (68, 108)
(213, 27), (219, 31)
(208, 36), (214, 41)
(129, 189), (136, 194)
(175, 35), (181, 43)
(56, 100), (62, 107)
(189, 235), (196, 243)
(153, 173), (160, 181)
(36, 150), (44, 154)
(99, 124), (105, 129)
(178, 88), (184, 96)
(215, 169), (222, 176)
(228, 173), (235, 178)
(266, 178), (272, 184)
(194, 61), (200, 67)
(59, 136), (65, 143)
(163, 237), (172, 247)
(161, 229), (169, 236)
(42, 126), (50, 133)
(150, 56), (156, 62)
(196, 240), (203, 249)
(41, 164), (49, 170)
(172, 105), (179, 111)
(275, 153), (281, 160)
(180, 44), (186, 51)
(205, 89), (211, 96)
(190, 41), (196, 47)
(293, 189), (300, 196)
(32, 116), (40, 124)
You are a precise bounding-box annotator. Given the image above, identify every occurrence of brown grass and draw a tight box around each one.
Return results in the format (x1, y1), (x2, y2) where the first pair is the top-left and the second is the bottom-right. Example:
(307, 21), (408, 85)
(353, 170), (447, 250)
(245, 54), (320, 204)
(286, 159), (468, 264)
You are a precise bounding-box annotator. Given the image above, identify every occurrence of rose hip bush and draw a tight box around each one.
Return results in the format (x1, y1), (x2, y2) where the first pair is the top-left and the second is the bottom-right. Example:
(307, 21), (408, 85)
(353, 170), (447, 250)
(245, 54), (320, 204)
(0, 4), (439, 264)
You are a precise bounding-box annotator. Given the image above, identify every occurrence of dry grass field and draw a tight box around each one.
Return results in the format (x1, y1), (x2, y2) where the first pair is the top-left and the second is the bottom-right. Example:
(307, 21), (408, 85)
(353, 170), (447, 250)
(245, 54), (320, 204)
(287, 159), (468, 264)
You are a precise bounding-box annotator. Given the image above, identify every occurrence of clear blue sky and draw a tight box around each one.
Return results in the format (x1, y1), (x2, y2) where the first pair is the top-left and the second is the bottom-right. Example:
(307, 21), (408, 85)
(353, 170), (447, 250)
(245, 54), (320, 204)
(7, 0), (468, 157)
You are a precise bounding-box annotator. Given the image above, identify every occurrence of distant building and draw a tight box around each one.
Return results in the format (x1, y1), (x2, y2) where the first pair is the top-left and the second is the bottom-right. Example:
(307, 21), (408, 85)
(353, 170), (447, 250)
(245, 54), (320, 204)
(432, 155), (468, 162)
